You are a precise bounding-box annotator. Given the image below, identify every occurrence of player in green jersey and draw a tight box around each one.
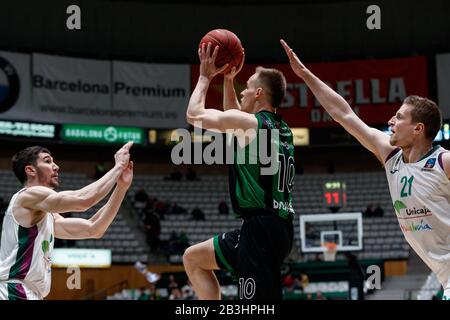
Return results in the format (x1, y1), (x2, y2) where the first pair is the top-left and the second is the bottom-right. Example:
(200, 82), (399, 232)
(183, 43), (295, 300)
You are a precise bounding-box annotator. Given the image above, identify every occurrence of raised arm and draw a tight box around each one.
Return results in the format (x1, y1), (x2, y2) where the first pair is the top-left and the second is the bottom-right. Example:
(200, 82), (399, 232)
(223, 51), (245, 111)
(19, 142), (133, 214)
(186, 43), (257, 132)
(53, 161), (133, 239)
(280, 39), (395, 163)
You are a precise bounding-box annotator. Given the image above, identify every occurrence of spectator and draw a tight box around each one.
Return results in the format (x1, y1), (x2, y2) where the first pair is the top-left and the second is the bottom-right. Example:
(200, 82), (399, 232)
(169, 288), (183, 300)
(300, 274), (309, 290)
(345, 252), (365, 300)
(165, 168), (182, 181)
(134, 188), (150, 204)
(363, 204), (374, 217)
(181, 280), (195, 299)
(191, 206), (205, 221)
(167, 274), (179, 292)
(218, 200), (229, 215)
(154, 200), (169, 220)
(143, 209), (161, 252)
(283, 274), (295, 292)
(167, 230), (190, 255)
(137, 287), (150, 300)
(171, 202), (187, 215)
(178, 231), (190, 250)
(94, 161), (107, 179)
(306, 293), (313, 300)
(373, 204), (384, 217)
(294, 274), (308, 291)
(186, 167), (198, 181)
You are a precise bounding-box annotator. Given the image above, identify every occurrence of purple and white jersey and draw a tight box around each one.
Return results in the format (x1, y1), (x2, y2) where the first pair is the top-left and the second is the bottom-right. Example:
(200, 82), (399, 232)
(0, 189), (54, 300)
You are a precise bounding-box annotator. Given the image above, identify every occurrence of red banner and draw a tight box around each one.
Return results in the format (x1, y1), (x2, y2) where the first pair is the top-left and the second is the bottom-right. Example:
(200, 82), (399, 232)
(191, 56), (428, 127)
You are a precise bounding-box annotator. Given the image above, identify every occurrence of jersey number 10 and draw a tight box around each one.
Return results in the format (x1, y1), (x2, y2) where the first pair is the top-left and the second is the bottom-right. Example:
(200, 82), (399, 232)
(277, 154), (295, 192)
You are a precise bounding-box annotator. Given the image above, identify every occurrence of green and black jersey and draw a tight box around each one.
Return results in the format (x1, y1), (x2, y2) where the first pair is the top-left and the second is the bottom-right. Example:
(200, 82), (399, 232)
(228, 111), (295, 220)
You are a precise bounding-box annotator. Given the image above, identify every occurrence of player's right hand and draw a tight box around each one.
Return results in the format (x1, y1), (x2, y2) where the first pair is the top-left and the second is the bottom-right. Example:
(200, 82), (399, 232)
(199, 42), (229, 80)
(280, 39), (308, 79)
(114, 141), (133, 170)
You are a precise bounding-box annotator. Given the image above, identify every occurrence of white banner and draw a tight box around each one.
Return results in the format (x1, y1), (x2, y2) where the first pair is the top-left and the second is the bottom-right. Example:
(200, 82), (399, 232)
(113, 61), (189, 128)
(0, 51), (32, 120)
(51, 248), (111, 268)
(32, 53), (112, 125)
(437, 53), (450, 119)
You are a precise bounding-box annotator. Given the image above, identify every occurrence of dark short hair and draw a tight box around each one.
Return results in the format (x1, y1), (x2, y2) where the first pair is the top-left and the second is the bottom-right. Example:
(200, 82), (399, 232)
(12, 146), (51, 184)
(255, 66), (287, 108)
(404, 95), (442, 141)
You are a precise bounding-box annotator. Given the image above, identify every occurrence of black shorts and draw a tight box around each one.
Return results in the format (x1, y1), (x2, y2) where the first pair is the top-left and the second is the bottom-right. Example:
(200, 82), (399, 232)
(213, 213), (293, 300)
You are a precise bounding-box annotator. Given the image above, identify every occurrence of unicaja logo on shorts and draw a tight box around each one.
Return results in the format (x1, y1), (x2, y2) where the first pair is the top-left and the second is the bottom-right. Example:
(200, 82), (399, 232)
(0, 56), (20, 114)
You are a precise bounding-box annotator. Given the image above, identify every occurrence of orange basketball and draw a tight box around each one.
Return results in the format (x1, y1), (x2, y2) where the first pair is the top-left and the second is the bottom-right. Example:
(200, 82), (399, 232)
(199, 29), (243, 74)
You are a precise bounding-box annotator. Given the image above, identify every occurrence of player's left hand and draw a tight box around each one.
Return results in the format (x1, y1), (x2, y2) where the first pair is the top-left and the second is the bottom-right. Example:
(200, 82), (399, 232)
(198, 42), (229, 80)
(117, 161), (133, 189)
(224, 49), (245, 80)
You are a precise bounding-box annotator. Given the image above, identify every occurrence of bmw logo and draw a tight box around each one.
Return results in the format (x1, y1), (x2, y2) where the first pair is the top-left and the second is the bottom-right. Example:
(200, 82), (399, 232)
(0, 56), (20, 113)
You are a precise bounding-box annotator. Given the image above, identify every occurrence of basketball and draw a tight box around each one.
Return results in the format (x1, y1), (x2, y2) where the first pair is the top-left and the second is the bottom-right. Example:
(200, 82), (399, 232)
(199, 29), (244, 74)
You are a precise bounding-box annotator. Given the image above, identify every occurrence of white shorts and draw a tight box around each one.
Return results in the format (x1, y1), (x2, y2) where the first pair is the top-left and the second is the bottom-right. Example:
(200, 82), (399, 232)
(0, 282), (40, 300)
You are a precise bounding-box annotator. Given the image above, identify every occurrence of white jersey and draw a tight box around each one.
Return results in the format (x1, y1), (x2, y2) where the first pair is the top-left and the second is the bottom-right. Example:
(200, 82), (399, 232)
(384, 145), (450, 288)
(0, 189), (54, 300)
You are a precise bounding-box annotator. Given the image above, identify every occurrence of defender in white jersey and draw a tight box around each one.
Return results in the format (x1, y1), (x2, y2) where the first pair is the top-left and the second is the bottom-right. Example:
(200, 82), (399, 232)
(282, 40), (450, 300)
(0, 143), (134, 300)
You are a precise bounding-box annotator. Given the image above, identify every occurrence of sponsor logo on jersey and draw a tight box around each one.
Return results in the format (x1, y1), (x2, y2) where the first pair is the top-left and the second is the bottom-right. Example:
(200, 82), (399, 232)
(405, 206), (432, 217)
(421, 158), (436, 171)
(399, 219), (433, 232)
(42, 234), (54, 273)
(393, 200), (407, 215)
(393, 200), (433, 219)
(273, 199), (294, 212)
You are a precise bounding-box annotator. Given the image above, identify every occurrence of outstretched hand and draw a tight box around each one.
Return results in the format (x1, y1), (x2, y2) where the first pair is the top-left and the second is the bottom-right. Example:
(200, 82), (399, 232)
(224, 49), (245, 80)
(198, 42), (229, 80)
(117, 161), (134, 189)
(114, 141), (133, 170)
(280, 39), (308, 78)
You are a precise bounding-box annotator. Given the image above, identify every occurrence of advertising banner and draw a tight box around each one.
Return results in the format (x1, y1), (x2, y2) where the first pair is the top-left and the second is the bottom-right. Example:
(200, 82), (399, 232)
(113, 61), (190, 128)
(192, 56), (428, 127)
(61, 124), (144, 145)
(0, 51), (32, 120)
(436, 53), (450, 119)
(32, 53), (112, 125)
